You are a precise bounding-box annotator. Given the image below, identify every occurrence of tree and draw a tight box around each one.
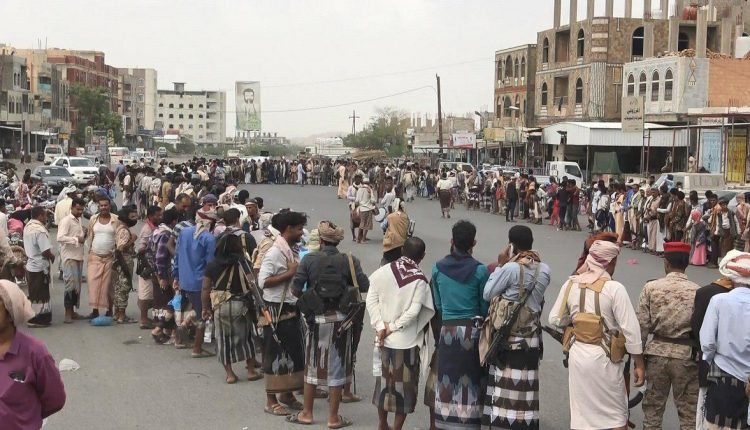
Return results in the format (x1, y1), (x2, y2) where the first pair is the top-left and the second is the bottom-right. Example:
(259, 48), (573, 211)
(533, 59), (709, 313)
(69, 84), (123, 146)
(343, 106), (409, 156)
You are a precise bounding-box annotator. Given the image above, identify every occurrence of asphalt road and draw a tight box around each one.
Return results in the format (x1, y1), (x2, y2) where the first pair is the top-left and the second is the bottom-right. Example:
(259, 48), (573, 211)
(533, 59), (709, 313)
(33, 183), (713, 430)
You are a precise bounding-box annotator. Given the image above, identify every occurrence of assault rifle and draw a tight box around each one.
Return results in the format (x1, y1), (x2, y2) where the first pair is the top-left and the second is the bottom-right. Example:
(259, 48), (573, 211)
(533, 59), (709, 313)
(239, 256), (281, 346)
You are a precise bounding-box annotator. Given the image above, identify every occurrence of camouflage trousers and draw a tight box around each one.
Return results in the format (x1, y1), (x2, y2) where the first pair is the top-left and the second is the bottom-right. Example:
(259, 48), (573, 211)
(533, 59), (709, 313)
(113, 257), (134, 310)
(643, 355), (700, 430)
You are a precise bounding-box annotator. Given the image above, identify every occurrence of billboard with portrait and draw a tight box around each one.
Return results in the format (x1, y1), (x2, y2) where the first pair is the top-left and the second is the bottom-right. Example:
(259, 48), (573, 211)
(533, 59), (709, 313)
(235, 81), (261, 131)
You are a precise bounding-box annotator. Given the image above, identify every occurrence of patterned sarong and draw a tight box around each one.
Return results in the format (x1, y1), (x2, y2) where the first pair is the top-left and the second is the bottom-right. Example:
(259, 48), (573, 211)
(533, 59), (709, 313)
(482, 332), (541, 429)
(435, 322), (485, 429)
(62, 259), (83, 309)
(263, 309), (305, 394)
(87, 253), (114, 309)
(215, 299), (255, 366)
(304, 320), (351, 388)
(373, 346), (420, 414)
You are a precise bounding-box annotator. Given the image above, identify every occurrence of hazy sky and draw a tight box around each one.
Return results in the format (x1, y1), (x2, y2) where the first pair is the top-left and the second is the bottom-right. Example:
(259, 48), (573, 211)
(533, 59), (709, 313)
(5, 0), (650, 138)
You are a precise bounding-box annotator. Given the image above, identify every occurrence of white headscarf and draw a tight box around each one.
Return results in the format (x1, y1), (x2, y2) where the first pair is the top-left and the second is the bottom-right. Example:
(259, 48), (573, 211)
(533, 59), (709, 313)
(719, 250), (750, 285)
(570, 240), (620, 284)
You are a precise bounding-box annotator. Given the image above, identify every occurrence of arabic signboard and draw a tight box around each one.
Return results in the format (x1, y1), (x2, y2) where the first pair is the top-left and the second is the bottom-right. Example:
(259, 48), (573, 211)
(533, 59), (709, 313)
(622, 96), (644, 133)
(450, 133), (476, 149)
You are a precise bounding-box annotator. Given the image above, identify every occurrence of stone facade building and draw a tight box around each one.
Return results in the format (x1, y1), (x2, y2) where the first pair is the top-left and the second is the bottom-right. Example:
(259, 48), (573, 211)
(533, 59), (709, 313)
(156, 82), (226, 146)
(494, 44), (536, 154)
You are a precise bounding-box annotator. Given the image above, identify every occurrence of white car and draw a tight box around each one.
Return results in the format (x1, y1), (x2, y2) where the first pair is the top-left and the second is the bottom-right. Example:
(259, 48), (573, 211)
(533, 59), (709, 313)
(51, 156), (98, 185)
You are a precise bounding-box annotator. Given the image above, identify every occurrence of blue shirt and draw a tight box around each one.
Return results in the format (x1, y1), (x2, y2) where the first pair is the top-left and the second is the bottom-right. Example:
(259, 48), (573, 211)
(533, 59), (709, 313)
(483, 261), (551, 313)
(431, 264), (490, 321)
(174, 226), (216, 292)
(700, 287), (750, 381)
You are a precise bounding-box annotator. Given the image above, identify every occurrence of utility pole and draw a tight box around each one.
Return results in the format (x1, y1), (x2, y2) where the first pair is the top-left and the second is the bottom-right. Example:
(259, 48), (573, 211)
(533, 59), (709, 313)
(436, 74), (443, 154)
(349, 110), (359, 138)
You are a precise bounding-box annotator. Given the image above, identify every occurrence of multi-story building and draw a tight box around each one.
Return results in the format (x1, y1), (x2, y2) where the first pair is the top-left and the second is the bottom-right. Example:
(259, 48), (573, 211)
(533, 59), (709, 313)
(16, 48), (120, 140)
(118, 68), (157, 144)
(156, 82), (226, 146)
(0, 52), (31, 152)
(493, 44), (537, 162)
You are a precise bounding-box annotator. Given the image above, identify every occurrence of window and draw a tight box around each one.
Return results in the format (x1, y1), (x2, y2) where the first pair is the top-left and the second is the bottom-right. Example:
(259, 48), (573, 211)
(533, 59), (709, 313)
(575, 78), (583, 104)
(541, 82), (548, 105)
(168, 124), (174, 129)
(179, 114), (184, 119)
(542, 38), (549, 63)
(199, 135), (203, 139)
(158, 103), (163, 107)
(678, 32), (689, 51)
(188, 104), (193, 109)
(179, 124), (184, 129)
(158, 113), (163, 118)
(188, 114), (193, 119)
(505, 56), (513, 78)
(638, 72), (647, 96)
(520, 57), (526, 77)
(198, 104), (203, 108)
(514, 58), (519, 78)
(199, 124), (204, 129)
(496, 98), (502, 117)
(627, 74), (635, 96)
(179, 104), (184, 108)
(496, 60), (503, 81)
(632, 27), (644, 59)
(664, 69), (673, 101)
(651, 71), (660, 102)
(503, 96), (512, 117)
(198, 114), (203, 118)
(577, 29), (585, 58)
(168, 113), (174, 118)
(168, 103), (174, 108)
(189, 124), (193, 129)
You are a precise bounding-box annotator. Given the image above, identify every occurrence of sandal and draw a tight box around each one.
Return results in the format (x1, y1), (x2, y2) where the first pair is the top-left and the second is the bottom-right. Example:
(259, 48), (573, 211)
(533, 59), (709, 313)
(263, 404), (290, 416)
(286, 412), (312, 425)
(116, 317), (137, 324)
(328, 415), (353, 429)
(279, 398), (304, 411)
(247, 372), (264, 381)
(139, 323), (153, 330)
(341, 394), (361, 404)
(151, 332), (169, 344)
(191, 349), (216, 358)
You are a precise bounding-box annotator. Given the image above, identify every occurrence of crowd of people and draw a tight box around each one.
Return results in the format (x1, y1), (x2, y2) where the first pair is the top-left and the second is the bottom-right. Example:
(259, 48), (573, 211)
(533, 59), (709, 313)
(0, 155), (748, 430)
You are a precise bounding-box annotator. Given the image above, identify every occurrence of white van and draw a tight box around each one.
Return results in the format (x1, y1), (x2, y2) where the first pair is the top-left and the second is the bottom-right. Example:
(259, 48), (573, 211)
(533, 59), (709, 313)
(108, 146), (130, 165)
(438, 161), (475, 174)
(43, 144), (64, 165)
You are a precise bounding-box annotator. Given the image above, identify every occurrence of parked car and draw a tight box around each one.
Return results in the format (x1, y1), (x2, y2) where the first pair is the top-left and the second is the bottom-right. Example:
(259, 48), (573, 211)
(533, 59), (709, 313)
(50, 156), (98, 185)
(43, 144), (64, 165)
(31, 166), (73, 196)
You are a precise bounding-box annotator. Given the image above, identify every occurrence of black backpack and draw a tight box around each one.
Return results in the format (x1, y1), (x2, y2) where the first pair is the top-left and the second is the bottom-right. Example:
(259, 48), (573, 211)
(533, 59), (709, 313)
(313, 254), (348, 300)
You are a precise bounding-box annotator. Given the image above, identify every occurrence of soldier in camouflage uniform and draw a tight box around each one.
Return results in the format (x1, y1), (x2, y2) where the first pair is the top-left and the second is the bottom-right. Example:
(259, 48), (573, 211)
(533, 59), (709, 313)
(637, 241), (701, 430)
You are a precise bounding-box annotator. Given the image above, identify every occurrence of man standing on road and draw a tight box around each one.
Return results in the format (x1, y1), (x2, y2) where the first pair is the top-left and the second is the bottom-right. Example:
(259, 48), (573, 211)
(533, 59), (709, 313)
(135, 205), (161, 328)
(24, 206), (55, 327)
(548, 240), (645, 430)
(287, 220), (369, 427)
(367, 237), (434, 430)
(112, 206), (139, 324)
(699, 251), (750, 428)
(258, 211), (307, 416)
(505, 176), (518, 222)
(381, 199), (409, 266)
(481, 225), (551, 429)
(637, 242), (700, 430)
(174, 201), (217, 358)
(430, 220), (489, 429)
(57, 198), (87, 324)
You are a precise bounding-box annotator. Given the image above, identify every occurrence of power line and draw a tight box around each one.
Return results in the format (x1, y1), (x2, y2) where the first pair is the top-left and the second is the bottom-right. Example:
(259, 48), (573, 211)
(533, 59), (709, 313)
(263, 57), (492, 88)
(260, 86), (437, 113)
